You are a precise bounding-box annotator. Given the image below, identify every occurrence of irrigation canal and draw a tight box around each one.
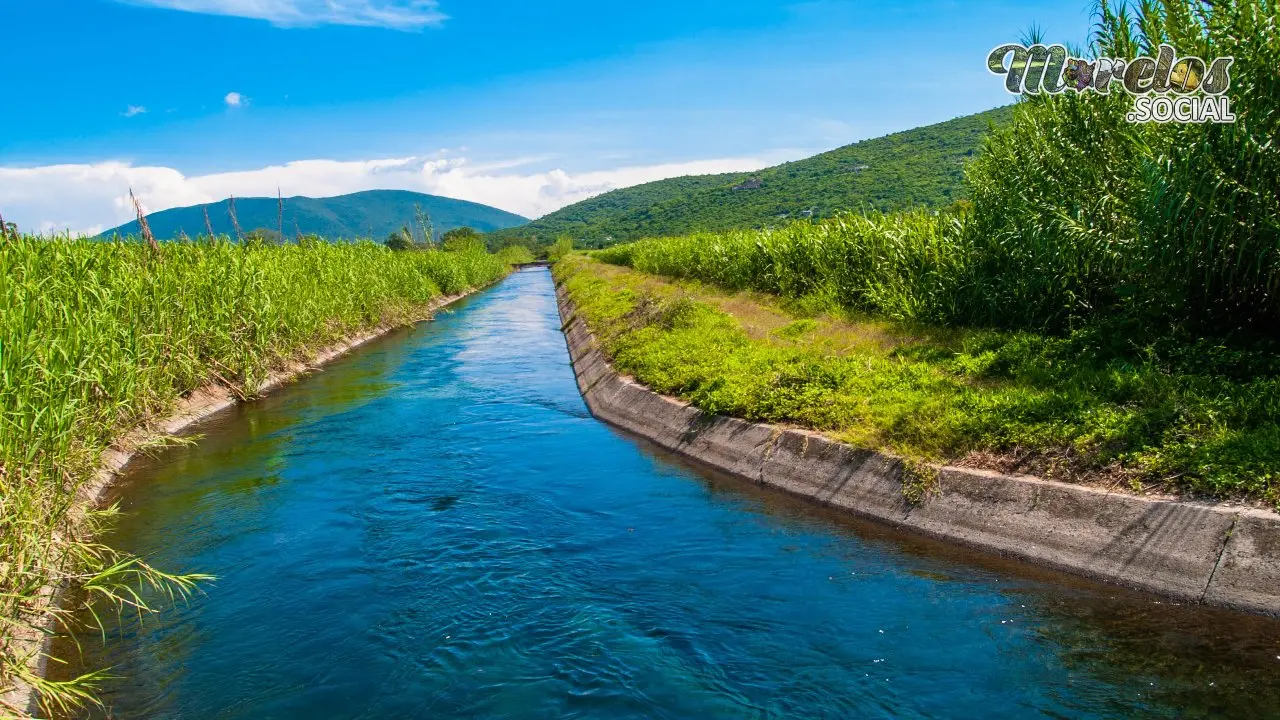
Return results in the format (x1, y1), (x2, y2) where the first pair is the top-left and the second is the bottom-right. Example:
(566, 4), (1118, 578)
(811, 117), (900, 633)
(63, 268), (1280, 719)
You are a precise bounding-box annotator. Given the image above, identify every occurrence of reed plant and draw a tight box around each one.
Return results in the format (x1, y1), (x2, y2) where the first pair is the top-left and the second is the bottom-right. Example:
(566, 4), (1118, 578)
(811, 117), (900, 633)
(0, 233), (508, 717)
(596, 212), (966, 323)
(961, 0), (1280, 332)
(599, 0), (1279, 338)
(546, 238), (575, 263)
(584, 0), (1280, 504)
(495, 245), (536, 265)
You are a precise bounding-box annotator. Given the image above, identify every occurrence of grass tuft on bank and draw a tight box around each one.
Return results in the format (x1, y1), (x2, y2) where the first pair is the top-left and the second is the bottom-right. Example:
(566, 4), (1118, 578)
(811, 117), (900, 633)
(557, 256), (1280, 505)
(0, 233), (509, 717)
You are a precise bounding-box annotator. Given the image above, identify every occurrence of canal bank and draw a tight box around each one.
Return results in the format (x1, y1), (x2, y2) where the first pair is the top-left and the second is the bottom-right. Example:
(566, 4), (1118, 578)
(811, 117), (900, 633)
(7, 287), (484, 718)
(554, 281), (1280, 617)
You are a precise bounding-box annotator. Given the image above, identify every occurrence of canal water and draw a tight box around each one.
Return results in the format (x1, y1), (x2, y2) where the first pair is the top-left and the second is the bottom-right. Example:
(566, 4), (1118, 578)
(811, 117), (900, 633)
(66, 269), (1280, 719)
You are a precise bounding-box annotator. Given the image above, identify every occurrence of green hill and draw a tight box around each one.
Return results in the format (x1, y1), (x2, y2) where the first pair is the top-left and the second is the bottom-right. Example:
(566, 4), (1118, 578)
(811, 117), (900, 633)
(102, 189), (528, 241)
(491, 106), (1012, 247)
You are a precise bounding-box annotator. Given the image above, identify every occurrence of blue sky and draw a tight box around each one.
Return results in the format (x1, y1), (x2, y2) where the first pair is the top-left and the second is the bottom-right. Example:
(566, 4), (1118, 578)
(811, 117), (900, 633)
(0, 0), (1090, 233)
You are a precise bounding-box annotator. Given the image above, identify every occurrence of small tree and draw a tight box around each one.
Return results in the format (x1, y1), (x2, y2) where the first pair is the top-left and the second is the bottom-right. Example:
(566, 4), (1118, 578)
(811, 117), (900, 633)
(442, 227), (485, 253)
(441, 226), (480, 243)
(385, 227), (415, 251)
(244, 228), (283, 244)
(547, 237), (574, 262)
(497, 236), (537, 256)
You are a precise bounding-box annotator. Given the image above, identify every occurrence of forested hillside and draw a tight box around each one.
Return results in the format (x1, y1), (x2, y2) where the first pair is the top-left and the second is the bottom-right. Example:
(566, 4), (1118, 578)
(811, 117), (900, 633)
(490, 106), (1011, 247)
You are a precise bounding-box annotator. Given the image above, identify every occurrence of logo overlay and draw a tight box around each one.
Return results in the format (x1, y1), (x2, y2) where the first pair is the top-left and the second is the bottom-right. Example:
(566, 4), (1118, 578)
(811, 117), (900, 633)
(988, 43), (1235, 123)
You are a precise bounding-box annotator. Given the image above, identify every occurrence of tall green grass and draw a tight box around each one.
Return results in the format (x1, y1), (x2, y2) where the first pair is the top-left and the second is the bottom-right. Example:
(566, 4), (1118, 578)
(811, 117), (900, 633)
(963, 0), (1280, 332)
(594, 212), (967, 323)
(599, 0), (1279, 337)
(0, 233), (508, 717)
(585, 0), (1280, 504)
(494, 244), (536, 265)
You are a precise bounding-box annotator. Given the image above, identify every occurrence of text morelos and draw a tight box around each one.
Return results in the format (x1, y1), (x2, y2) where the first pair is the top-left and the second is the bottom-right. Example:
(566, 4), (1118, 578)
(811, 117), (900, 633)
(987, 43), (1235, 123)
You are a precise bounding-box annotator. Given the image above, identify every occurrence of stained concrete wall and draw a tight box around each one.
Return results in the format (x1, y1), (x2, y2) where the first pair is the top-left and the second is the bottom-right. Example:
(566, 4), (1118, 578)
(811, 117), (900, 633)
(556, 282), (1280, 617)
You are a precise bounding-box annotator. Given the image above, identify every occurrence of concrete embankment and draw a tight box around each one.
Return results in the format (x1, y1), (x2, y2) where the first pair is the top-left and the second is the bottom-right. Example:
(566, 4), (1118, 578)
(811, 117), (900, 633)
(6, 288), (480, 717)
(555, 281), (1280, 618)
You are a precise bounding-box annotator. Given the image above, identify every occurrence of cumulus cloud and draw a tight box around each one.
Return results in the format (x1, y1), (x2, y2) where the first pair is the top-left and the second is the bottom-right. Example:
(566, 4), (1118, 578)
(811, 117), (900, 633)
(116, 0), (446, 31)
(0, 154), (769, 236)
(224, 92), (245, 107)
(123, 105), (147, 117)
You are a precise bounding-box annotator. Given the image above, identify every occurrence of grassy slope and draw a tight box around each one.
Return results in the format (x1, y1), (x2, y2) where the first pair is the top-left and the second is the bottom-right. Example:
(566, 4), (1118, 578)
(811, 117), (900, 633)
(498, 173), (745, 243)
(559, 256), (1280, 505)
(492, 106), (1011, 246)
(101, 189), (530, 241)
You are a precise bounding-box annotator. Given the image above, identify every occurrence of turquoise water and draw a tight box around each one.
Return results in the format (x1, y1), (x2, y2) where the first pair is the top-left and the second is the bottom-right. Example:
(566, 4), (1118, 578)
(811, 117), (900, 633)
(67, 269), (1280, 719)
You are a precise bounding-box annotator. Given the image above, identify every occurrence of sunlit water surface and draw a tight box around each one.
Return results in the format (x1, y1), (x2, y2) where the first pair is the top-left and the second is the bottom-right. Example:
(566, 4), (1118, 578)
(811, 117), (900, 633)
(63, 269), (1280, 719)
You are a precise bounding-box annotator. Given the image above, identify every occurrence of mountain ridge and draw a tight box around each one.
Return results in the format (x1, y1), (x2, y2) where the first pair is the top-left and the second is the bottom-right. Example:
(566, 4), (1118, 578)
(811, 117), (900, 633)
(101, 189), (529, 241)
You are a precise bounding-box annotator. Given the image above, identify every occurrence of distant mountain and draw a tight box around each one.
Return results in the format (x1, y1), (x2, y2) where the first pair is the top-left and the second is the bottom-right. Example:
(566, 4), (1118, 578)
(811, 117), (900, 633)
(101, 189), (529, 241)
(489, 106), (1013, 247)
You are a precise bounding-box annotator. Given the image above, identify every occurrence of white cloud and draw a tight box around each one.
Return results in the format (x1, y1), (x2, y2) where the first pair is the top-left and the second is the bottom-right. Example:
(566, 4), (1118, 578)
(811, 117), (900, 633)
(224, 92), (245, 107)
(123, 105), (147, 117)
(117, 0), (446, 31)
(0, 154), (770, 236)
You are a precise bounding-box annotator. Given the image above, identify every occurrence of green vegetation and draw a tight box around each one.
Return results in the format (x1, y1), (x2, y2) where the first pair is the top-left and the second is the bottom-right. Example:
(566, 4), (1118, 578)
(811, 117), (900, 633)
(546, 237), (574, 263)
(101, 190), (529, 242)
(440, 226), (481, 245)
(598, 1), (1278, 337)
(592, 212), (968, 323)
(441, 227), (488, 255)
(491, 107), (1010, 247)
(572, 0), (1280, 504)
(495, 245), (536, 265)
(960, 1), (1278, 334)
(384, 226), (420, 251)
(383, 224), (495, 253)
(487, 173), (745, 246)
(900, 459), (941, 507)
(560, 257), (1280, 504)
(0, 232), (509, 717)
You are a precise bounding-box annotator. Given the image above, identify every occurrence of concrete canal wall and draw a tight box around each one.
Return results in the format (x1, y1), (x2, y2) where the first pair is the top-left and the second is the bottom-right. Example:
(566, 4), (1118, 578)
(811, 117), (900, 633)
(555, 281), (1280, 618)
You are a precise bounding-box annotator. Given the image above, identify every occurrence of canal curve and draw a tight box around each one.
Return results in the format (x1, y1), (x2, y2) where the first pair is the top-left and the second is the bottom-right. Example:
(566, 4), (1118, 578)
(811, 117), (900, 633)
(68, 269), (1280, 719)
